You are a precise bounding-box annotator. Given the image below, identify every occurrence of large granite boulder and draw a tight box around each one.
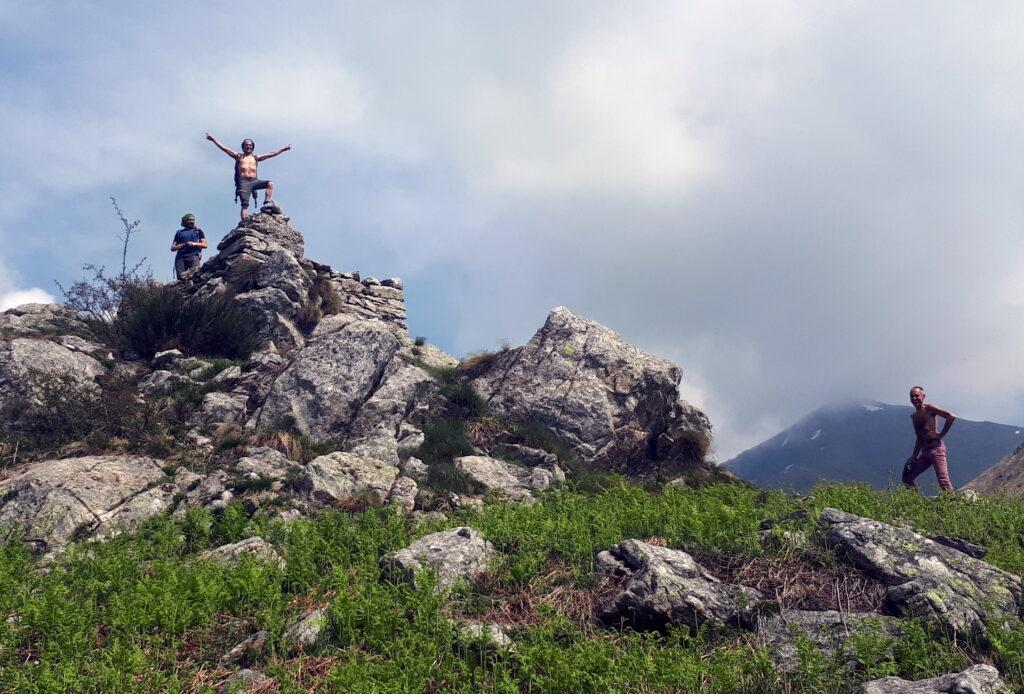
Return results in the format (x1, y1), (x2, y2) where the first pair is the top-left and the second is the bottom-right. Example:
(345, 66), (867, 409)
(0, 455), (173, 554)
(853, 665), (1009, 693)
(820, 508), (1024, 636)
(470, 307), (711, 476)
(380, 527), (495, 593)
(254, 318), (404, 438)
(598, 539), (762, 630)
(0, 337), (105, 429)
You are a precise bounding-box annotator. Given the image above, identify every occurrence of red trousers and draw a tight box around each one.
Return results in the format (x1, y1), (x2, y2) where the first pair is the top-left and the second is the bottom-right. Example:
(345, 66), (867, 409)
(902, 441), (953, 492)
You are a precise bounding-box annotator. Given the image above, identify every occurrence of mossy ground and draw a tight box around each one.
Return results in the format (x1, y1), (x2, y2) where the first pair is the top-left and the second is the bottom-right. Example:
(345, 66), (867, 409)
(1, 482), (1022, 692)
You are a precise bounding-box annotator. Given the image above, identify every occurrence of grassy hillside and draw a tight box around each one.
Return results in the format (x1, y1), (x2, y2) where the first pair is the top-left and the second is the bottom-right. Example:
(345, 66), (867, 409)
(2, 482), (1023, 693)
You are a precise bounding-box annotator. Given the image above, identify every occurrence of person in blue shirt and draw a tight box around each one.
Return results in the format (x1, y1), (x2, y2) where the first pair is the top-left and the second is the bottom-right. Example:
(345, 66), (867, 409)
(171, 213), (207, 279)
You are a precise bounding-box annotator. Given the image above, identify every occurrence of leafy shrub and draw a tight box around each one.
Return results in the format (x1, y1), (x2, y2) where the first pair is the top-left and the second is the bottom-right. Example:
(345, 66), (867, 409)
(111, 283), (258, 359)
(417, 418), (475, 466)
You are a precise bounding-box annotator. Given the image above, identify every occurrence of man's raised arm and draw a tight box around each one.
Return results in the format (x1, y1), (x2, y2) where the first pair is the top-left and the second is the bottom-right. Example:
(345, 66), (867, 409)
(257, 144), (292, 162)
(205, 132), (237, 158)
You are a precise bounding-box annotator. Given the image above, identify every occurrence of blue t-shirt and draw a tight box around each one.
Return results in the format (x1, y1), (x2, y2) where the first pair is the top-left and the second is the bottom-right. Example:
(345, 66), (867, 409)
(174, 227), (205, 257)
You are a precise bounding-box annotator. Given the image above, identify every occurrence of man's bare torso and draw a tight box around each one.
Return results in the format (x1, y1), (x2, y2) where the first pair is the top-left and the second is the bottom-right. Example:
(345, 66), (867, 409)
(911, 407), (940, 446)
(236, 154), (258, 180)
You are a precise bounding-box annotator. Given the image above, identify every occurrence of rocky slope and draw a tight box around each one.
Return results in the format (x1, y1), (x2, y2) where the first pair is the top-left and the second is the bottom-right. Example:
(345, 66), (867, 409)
(0, 210), (716, 557)
(965, 442), (1024, 496)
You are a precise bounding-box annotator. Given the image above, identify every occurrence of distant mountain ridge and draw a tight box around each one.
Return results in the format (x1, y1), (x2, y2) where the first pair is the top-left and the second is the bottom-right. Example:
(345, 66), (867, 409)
(724, 401), (1023, 492)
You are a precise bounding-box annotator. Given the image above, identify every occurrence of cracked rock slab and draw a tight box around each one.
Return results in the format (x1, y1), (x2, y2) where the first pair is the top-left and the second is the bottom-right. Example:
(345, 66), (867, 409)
(853, 665), (1009, 693)
(598, 539), (762, 631)
(0, 455), (169, 553)
(454, 455), (535, 503)
(820, 508), (1024, 636)
(380, 527), (495, 593)
(254, 319), (403, 438)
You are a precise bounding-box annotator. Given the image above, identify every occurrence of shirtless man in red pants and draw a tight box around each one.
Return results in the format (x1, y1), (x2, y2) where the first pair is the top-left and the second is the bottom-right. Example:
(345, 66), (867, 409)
(902, 386), (956, 492)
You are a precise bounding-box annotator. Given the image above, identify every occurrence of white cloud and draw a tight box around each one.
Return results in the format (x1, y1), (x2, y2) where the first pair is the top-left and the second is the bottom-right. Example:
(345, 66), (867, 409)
(0, 288), (55, 311)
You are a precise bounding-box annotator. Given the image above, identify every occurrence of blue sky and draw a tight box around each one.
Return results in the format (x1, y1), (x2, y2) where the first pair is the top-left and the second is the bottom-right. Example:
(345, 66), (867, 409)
(5, 2), (1024, 459)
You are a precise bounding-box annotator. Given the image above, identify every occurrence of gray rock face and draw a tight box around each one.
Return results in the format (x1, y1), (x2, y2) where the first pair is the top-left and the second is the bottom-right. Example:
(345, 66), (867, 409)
(299, 452), (399, 503)
(757, 609), (901, 671)
(0, 337), (105, 429)
(0, 303), (88, 337)
(456, 621), (516, 652)
(853, 665), (1009, 694)
(381, 527), (495, 593)
(598, 539), (762, 631)
(0, 455), (170, 553)
(470, 307), (711, 476)
(254, 319), (404, 439)
(173, 470), (230, 516)
(400, 456), (429, 484)
(454, 455), (535, 502)
(200, 537), (283, 567)
(820, 508), (1024, 635)
(220, 630), (269, 666)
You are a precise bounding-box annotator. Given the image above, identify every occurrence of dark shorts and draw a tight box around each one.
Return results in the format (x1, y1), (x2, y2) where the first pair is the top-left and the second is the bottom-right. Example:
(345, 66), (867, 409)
(175, 253), (202, 279)
(236, 178), (270, 208)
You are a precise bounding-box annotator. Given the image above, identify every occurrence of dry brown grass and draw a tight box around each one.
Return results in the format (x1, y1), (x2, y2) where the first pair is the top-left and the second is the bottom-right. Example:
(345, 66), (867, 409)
(458, 345), (510, 380)
(695, 550), (887, 613)
(465, 417), (512, 448)
(453, 560), (626, 634)
(253, 431), (305, 462)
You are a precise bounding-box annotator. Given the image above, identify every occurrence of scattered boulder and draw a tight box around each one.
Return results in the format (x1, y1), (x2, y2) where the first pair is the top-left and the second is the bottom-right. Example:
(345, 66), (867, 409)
(200, 537), (283, 568)
(152, 349), (184, 370)
(455, 621), (516, 653)
(853, 665), (1009, 694)
(470, 307), (712, 477)
(387, 476), (418, 514)
(454, 455), (536, 503)
(756, 609), (901, 671)
(819, 508), (1024, 635)
(217, 668), (270, 694)
(138, 369), (196, 396)
(233, 446), (300, 481)
(380, 527), (495, 593)
(173, 470), (231, 516)
(195, 391), (249, 425)
(220, 630), (269, 666)
(598, 539), (762, 631)
(283, 607), (332, 651)
(298, 452), (399, 504)
(400, 456), (429, 484)
(0, 455), (171, 554)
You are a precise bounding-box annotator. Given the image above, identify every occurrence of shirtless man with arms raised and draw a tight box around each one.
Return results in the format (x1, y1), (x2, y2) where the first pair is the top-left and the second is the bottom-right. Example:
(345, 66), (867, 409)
(204, 133), (291, 219)
(902, 386), (956, 492)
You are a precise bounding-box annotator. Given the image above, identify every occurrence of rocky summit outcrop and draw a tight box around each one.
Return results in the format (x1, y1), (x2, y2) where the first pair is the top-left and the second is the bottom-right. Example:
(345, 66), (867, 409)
(597, 539), (761, 630)
(819, 508), (1024, 635)
(853, 665), (1009, 694)
(0, 303), (89, 337)
(182, 213), (406, 352)
(470, 307), (711, 477)
(0, 455), (175, 554)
